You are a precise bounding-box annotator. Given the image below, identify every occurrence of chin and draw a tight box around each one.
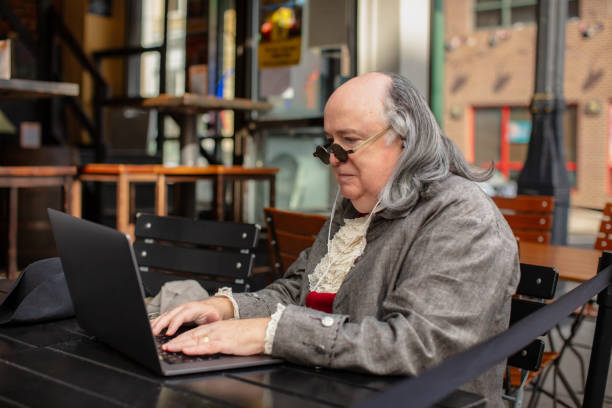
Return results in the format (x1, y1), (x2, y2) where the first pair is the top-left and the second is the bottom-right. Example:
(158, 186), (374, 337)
(338, 185), (361, 200)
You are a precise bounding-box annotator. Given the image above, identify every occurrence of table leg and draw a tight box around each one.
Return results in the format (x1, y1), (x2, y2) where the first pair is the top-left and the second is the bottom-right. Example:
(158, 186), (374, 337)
(216, 174), (224, 221)
(8, 187), (17, 280)
(155, 174), (168, 216)
(269, 176), (276, 208)
(70, 179), (82, 218)
(233, 179), (241, 222)
(129, 182), (136, 221)
(179, 114), (199, 166)
(62, 178), (72, 214)
(117, 172), (130, 234)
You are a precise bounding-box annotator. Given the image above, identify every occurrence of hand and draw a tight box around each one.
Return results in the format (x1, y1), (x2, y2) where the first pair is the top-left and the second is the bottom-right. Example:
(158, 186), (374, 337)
(162, 318), (271, 356)
(150, 296), (234, 336)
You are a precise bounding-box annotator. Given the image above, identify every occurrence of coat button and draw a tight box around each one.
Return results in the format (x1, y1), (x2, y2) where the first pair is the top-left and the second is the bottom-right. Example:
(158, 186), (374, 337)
(321, 316), (334, 327)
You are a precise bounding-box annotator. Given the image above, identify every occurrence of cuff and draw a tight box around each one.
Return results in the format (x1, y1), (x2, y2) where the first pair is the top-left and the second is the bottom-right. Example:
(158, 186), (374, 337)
(272, 305), (347, 367)
(264, 303), (286, 355)
(214, 287), (240, 319)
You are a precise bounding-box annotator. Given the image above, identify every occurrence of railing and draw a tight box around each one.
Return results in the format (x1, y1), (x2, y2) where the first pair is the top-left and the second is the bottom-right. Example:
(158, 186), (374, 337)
(356, 252), (612, 408)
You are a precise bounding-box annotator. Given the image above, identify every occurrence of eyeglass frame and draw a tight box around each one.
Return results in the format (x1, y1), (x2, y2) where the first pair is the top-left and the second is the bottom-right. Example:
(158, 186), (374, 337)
(313, 126), (392, 164)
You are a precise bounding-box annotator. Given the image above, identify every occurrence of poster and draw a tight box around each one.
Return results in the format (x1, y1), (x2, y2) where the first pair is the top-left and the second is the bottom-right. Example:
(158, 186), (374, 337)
(258, 0), (303, 69)
(509, 120), (531, 144)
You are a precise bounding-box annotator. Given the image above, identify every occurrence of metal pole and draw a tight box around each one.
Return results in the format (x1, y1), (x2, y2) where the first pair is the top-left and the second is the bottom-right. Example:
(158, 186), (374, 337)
(517, 0), (570, 245)
(583, 251), (612, 407)
(430, 0), (444, 127)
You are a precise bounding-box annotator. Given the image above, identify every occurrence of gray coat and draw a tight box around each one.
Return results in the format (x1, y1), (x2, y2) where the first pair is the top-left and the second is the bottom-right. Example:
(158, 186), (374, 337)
(234, 174), (520, 406)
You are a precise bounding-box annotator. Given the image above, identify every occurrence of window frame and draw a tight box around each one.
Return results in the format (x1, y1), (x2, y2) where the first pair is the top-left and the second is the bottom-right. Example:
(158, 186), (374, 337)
(474, 0), (537, 29)
(469, 105), (578, 190)
(473, 0), (579, 29)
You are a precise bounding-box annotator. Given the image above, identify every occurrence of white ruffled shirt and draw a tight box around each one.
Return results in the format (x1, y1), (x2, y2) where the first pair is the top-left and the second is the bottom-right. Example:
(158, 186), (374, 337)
(216, 215), (372, 355)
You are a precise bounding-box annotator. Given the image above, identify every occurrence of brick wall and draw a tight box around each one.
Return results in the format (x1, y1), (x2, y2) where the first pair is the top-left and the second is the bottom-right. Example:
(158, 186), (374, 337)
(444, 0), (612, 208)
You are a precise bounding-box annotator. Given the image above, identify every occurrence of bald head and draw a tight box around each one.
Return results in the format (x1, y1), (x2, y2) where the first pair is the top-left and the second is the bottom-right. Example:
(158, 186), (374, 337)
(324, 72), (391, 126)
(322, 72), (402, 213)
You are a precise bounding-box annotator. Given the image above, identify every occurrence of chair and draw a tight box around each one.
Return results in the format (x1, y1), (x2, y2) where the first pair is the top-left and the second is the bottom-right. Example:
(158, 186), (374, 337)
(492, 195), (554, 244)
(263, 207), (328, 277)
(504, 263), (559, 408)
(133, 213), (260, 296)
(594, 202), (612, 250)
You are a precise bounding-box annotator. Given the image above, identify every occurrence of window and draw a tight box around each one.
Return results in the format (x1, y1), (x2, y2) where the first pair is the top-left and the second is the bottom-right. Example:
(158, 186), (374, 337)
(474, 0), (579, 29)
(472, 106), (577, 188)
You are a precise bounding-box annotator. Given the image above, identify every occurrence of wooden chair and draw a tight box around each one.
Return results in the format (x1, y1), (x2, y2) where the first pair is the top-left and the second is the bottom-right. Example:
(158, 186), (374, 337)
(594, 202), (612, 250)
(263, 207), (328, 277)
(492, 195), (554, 244)
(504, 263), (560, 407)
(133, 213), (260, 296)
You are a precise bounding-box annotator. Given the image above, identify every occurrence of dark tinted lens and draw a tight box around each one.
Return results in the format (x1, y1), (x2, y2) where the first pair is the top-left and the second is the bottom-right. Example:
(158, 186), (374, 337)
(330, 144), (349, 162)
(313, 146), (330, 164)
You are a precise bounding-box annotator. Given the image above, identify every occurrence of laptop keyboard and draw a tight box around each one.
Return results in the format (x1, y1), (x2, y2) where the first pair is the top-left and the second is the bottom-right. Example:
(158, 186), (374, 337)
(154, 332), (225, 364)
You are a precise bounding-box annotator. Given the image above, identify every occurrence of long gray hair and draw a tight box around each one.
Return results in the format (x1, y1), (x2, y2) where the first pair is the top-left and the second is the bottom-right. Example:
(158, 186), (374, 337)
(378, 73), (493, 214)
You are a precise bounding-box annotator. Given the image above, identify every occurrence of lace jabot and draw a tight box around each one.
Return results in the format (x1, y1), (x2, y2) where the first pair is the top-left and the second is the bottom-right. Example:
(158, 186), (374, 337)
(308, 216), (371, 293)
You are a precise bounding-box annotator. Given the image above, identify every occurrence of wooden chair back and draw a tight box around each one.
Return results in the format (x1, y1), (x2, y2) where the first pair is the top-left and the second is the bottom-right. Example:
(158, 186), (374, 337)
(133, 213), (260, 296)
(264, 207), (328, 276)
(595, 203), (612, 251)
(492, 195), (554, 244)
(505, 263), (559, 405)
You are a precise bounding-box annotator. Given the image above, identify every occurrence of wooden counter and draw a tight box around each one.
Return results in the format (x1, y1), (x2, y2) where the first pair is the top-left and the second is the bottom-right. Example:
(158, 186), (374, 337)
(74, 164), (278, 237)
(0, 166), (77, 279)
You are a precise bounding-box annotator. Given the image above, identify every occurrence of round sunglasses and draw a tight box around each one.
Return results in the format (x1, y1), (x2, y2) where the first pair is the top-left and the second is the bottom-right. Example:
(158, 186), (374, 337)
(313, 126), (391, 165)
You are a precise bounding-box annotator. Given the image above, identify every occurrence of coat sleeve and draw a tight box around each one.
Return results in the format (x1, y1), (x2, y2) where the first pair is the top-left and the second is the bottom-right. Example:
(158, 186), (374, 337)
(260, 198), (519, 376)
(231, 219), (332, 317)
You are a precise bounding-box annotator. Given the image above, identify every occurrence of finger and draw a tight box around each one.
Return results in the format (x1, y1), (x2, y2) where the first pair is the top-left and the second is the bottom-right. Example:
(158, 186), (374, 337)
(163, 330), (209, 351)
(163, 337), (198, 351)
(165, 313), (188, 336)
(151, 309), (181, 335)
(183, 340), (221, 355)
(163, 326), (203, 348)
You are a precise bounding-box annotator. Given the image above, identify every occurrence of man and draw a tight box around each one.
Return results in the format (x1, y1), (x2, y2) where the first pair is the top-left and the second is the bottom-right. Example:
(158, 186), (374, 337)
(152, 72), (519, 406)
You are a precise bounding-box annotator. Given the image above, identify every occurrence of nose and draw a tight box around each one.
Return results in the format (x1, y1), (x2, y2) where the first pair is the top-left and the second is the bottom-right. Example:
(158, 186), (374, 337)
(329, 150), (341, 166)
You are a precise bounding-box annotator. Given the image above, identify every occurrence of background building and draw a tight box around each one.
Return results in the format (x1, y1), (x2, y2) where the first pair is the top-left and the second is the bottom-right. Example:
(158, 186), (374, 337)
(443, 0), (612, 209)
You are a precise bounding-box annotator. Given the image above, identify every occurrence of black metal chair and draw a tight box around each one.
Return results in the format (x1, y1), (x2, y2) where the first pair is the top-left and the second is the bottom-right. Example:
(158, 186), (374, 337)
(504, 263), (559, 408)
(133, 213), (260, 296)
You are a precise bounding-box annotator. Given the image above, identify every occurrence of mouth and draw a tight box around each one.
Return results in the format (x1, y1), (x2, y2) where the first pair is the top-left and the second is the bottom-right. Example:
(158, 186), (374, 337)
(335, 173), (355, 181)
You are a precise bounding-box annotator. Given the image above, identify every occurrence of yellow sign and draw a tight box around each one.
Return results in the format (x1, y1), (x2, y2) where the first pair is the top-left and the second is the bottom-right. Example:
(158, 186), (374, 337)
(258, 2), (302, 69)
(259, 37), (301, 69)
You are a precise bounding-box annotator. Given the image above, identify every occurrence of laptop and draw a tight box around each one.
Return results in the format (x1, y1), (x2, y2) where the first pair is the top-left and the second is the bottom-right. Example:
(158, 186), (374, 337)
(48, 209), (282, 376)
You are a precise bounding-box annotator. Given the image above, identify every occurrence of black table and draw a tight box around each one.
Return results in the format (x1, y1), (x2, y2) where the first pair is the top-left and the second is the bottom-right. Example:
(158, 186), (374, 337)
(0, 318), (485, 407)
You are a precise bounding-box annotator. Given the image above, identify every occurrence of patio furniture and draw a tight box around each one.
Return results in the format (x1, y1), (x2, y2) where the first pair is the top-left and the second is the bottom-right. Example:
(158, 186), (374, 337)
(133, 213), (259, 296)
(492, 195), (554, 244)
(504, 263), (559, 407)
(594, 202), (612, 250)
(263, 207), (327, 277)
(0, 166), (77, 279)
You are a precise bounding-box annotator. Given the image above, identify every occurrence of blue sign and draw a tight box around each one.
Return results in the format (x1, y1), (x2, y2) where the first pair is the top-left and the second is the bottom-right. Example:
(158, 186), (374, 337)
(508, 120), (531, 144)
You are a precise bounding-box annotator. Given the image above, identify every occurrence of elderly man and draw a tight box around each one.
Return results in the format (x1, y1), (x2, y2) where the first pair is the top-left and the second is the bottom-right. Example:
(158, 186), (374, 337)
(152, 72), (519, 406)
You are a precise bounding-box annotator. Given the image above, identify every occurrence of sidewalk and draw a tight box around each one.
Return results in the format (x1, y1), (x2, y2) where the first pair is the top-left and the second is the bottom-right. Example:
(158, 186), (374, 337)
(568, 207), (601, 248)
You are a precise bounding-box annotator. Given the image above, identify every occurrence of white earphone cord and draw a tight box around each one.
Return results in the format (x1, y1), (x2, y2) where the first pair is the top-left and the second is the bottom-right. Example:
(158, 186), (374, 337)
(312, 190), (382, 292)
